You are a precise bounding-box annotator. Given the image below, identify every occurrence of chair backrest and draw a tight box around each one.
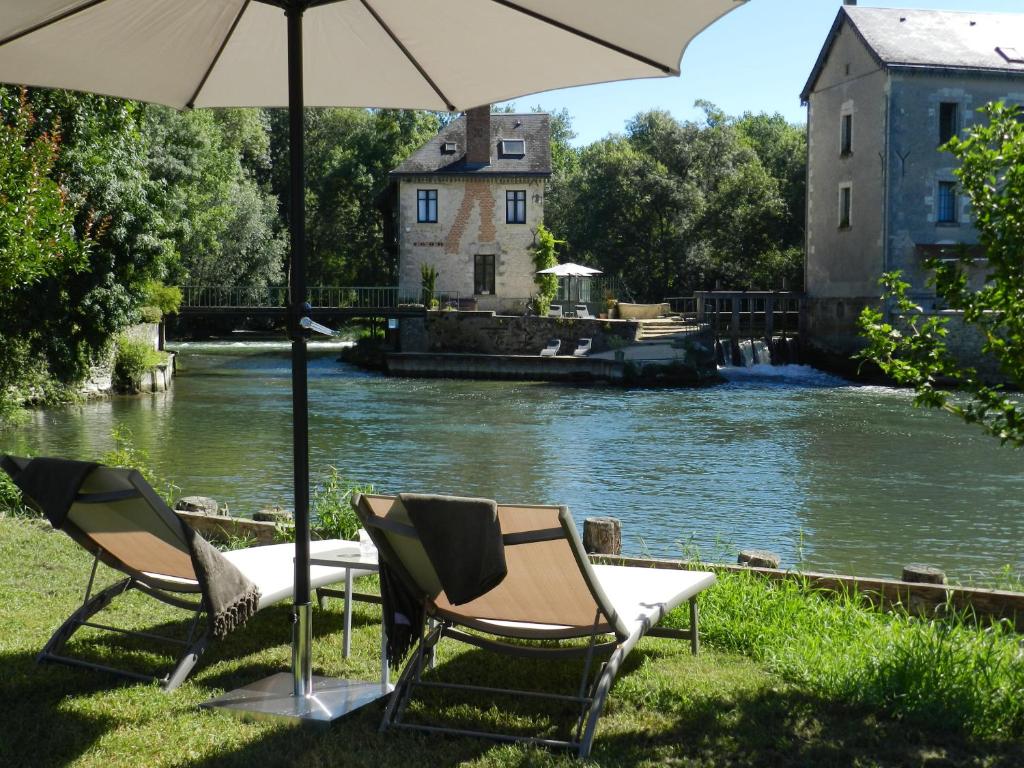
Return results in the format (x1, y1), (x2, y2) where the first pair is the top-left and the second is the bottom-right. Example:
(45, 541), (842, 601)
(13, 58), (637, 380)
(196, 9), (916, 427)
(574, 338), (592, 356)
(46, 463), (197, 585)
(575, 304), (591, 318)
(354, 494), (626, 638)
(548, 304), (562, 318)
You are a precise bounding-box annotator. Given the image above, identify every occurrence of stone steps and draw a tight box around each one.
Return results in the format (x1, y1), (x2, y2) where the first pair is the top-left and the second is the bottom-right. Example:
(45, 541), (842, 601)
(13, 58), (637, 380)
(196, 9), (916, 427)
(636, 317), (699, 341)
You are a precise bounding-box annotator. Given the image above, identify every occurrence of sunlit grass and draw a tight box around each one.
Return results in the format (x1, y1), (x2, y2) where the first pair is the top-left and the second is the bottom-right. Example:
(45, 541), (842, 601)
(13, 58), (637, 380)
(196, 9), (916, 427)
(1, 515), (1022, 767)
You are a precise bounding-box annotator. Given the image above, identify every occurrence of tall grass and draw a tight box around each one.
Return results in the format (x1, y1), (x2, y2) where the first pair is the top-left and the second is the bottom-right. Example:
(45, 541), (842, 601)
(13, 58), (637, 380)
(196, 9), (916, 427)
(677, 570), (1024, 739)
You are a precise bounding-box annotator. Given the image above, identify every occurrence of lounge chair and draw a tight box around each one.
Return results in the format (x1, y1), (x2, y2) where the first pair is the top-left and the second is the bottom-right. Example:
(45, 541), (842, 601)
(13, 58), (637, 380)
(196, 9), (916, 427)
(573, 338), (592, 357)
(1, 455), (370, 690)
(539, 338), (561, 356)
(353, 493), (715, 757)
(547, 304), (563, 318)
(574, 304), (593, 319)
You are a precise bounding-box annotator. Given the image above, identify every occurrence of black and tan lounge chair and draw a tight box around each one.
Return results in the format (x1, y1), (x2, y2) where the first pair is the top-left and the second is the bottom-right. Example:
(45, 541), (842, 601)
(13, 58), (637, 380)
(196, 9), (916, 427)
(353, 492), (715, 757)
(2, 456), (367, 690)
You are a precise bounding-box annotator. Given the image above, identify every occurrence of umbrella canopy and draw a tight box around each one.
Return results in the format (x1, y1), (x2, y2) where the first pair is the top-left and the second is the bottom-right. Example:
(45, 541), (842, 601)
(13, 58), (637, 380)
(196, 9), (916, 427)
(536, 262), (603, 277)
(0, 0), (748, 713)
(1, 0), (744, 111)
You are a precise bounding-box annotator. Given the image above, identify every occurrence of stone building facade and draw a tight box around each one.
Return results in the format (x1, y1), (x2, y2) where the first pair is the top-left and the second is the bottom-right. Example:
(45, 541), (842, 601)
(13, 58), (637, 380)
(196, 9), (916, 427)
(380, 108), (551, 313)
(800, 5), (1024, 369)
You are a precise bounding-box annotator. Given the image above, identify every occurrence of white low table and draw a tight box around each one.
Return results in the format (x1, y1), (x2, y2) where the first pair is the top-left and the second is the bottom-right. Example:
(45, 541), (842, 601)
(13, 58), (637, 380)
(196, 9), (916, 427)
(311, 548), (390, 692)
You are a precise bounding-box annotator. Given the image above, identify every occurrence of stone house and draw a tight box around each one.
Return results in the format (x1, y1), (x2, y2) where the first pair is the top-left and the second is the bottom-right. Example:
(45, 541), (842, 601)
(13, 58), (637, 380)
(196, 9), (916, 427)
(800, 4), (1024, 368)
(380, 107), (551, 313)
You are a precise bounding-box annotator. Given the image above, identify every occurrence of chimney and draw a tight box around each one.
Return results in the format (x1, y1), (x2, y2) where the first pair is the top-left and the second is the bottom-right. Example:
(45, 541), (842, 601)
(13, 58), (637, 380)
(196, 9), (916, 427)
(843, 0), (857, 5)
(465, 105), (491, 166)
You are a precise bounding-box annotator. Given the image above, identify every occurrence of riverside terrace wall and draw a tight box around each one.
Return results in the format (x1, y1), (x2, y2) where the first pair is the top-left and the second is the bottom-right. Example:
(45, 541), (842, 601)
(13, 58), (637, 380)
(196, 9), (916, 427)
(399, 311), (640, 356)
(594, 554), (1024, 632)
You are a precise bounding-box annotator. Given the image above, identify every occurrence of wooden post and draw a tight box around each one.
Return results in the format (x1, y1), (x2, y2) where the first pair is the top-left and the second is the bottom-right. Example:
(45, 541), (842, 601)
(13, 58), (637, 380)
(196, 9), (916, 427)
(583, 517), (621, 555)
(902, 564), (947, 585)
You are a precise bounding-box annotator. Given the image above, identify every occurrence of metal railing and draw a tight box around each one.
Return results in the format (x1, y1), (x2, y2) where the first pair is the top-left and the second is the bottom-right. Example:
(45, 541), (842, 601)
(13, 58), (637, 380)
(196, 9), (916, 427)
(180, 285), (461, 311)
(693, 291), (804, 338)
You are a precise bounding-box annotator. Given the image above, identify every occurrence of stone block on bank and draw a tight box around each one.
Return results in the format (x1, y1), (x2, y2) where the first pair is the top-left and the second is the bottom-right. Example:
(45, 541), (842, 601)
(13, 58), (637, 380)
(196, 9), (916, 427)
(738, 549), (782, 569)
(174, 496), (221, 516)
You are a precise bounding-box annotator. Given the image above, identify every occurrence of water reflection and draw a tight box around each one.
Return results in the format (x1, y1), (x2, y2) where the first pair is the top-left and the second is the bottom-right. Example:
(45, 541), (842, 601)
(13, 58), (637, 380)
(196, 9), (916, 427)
(2, 343), (1021, 582)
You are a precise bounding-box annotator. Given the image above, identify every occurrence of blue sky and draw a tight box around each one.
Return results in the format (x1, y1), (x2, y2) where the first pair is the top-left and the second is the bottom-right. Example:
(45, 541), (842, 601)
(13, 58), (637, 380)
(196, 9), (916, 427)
(498, 0), (1024, 146)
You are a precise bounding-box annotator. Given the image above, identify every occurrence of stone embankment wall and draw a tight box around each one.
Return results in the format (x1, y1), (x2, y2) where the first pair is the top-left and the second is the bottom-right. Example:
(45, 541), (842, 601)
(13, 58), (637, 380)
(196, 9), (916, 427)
(399, 311), (640, 356)
(78, 322), (174, 398)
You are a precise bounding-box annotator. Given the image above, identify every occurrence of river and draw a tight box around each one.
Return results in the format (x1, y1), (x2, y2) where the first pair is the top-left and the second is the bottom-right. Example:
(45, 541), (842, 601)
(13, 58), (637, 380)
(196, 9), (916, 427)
(3, 341), (1021, 584)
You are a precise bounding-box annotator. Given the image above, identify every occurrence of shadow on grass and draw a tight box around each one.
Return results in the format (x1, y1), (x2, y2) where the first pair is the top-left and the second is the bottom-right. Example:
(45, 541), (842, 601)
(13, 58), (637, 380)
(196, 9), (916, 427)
(594, 685), (1024, 768)
(0, 650), (117, 768)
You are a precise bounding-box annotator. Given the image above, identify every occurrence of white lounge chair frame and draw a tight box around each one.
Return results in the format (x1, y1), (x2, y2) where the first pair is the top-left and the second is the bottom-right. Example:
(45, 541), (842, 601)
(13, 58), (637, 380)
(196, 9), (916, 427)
(539, 338), (561, 356)
(9, 459), (365, 691)
(547, 304), (563, 318)
(354, 493), (714, 757)
(573, 338), (592, 357)
(574, 304), (593, 319)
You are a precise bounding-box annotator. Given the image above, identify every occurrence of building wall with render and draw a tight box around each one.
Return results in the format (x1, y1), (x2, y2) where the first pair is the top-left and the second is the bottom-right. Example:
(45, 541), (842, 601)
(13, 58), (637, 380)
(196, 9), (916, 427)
(397, 175), (544, 313)
(804, 22), (1024, 371)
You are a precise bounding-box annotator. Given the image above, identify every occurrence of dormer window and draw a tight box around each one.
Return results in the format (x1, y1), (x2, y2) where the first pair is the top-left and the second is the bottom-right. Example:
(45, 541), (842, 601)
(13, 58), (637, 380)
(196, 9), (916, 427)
(441, 141), (457, 154)
(499, 139), (526, 157)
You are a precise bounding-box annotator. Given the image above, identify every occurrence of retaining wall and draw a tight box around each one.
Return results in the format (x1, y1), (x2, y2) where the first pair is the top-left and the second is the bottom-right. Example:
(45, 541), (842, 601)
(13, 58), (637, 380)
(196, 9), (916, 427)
(400, 311), (640, 356)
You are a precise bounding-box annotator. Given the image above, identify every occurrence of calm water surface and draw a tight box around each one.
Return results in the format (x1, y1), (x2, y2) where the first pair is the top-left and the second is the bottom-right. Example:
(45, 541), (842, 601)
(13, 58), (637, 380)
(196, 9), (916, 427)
(3, 342), (1022, 582)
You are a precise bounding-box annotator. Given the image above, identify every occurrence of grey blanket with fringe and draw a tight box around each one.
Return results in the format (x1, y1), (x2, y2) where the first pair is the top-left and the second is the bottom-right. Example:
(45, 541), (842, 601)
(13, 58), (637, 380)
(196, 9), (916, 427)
(3, 454), (260, 640)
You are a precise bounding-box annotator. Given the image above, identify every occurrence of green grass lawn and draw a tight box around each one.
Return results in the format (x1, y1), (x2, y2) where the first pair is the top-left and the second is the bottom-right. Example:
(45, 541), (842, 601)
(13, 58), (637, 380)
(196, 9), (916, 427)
(2, 514), (1022, 768)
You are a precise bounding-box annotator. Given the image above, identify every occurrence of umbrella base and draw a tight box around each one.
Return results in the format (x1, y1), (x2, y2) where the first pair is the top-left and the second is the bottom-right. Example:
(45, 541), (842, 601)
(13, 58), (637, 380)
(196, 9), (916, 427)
(201, 672), (392, 724)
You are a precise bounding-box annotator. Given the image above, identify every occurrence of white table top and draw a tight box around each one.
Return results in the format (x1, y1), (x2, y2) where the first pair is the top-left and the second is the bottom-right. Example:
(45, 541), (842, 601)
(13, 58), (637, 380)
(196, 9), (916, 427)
(307, 547), (379, 570)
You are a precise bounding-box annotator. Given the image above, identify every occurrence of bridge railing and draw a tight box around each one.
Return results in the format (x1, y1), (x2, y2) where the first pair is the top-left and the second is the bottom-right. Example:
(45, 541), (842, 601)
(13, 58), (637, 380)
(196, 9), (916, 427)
(181, 285), (458, 310)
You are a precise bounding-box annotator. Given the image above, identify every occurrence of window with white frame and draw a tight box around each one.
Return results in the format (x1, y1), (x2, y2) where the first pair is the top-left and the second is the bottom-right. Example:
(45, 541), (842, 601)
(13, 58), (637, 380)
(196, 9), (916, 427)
(838, 183), (852, 229)
(417, 189), (437, 223)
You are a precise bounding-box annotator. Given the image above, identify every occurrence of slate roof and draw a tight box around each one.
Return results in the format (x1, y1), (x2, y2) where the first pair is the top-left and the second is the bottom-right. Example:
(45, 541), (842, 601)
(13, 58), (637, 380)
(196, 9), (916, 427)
(390, 113), (551, 176)
(801, 6), (1024, 102)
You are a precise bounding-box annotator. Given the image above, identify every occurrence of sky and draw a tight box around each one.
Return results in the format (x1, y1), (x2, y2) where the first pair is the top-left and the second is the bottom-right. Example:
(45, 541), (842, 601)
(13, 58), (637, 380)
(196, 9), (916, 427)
(497, 0), (1024, 146)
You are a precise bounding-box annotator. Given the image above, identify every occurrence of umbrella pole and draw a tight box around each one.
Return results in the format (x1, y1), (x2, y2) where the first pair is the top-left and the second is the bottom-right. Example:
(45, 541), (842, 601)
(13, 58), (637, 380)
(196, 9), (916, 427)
(287, 1), (313, 701)
(201, 1), (390, 722)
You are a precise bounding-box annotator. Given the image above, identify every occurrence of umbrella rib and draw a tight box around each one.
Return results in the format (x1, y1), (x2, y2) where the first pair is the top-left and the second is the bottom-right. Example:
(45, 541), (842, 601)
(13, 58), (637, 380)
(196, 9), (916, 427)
(0, 0), (112, 49)
(359, 0), (456, 112)
(186, 0), (253, 109)
(487, 0), (676, 74)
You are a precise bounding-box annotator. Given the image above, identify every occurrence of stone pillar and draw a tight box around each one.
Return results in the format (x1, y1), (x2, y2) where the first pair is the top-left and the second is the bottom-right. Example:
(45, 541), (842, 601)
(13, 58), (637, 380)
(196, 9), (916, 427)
(583, 517), (621, 555)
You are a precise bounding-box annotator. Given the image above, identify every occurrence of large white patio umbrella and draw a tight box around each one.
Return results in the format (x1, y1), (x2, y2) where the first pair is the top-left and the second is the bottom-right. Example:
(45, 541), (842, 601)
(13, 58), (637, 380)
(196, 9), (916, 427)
(0, 0), (748, 721)
(537, 263), (603, 305)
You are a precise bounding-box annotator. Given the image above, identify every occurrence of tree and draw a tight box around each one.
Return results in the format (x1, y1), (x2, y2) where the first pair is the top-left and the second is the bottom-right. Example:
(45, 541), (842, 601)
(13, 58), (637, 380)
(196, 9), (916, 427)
(858, 102), (1024, 446)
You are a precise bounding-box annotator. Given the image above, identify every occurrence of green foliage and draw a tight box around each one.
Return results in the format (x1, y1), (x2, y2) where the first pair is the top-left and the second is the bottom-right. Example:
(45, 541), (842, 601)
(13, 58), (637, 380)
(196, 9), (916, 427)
(101, 425), (179, 503)
(0, 88), (89, 292)
(311, 466), (373, 541)
(142, 280), (182, 316)
(112, 337), (165, 393)
(550, 104), (805, 299)
(686, 570), (1024, 739)
(420, 263), (438, 306)
(858, 102), (1024, 445)
(530, 223), (561, 314)
(0, 470), (29, 518)
(270, 108), (441, 284)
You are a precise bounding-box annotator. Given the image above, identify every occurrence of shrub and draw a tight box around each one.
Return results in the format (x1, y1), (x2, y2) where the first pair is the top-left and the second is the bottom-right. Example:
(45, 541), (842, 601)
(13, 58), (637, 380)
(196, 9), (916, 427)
(311, 466), (373, 541)
(112, 336), (164, 393)
(138, 305), (163, 324)
(142, 280), (182, 317)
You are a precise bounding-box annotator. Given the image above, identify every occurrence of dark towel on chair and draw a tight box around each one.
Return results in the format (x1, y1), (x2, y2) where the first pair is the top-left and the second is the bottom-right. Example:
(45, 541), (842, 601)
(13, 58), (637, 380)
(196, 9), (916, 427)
(183, 526), (260, 640)
(399, 493), (506, 605)
(2, 455), (98, 529)
(379, 561), (423, 667)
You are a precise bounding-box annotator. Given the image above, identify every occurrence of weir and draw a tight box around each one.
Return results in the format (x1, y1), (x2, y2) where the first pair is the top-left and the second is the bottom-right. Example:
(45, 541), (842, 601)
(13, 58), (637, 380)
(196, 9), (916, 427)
(690, 291), (804, 368)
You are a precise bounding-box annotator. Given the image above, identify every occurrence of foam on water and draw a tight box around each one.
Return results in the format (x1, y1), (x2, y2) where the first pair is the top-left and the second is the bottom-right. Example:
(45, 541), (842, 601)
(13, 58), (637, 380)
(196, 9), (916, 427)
(719, 362), (849, 387)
